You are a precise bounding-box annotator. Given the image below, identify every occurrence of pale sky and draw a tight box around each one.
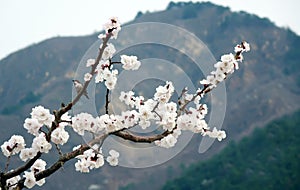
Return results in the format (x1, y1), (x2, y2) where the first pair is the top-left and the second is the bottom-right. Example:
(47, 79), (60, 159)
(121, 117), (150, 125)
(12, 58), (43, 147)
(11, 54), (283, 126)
(0, 0), (299, 60)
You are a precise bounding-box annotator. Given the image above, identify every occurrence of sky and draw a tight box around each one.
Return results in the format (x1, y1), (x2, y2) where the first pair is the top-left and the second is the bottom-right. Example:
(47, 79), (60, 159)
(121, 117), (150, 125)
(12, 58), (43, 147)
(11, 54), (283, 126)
(0, 0), (299, 60)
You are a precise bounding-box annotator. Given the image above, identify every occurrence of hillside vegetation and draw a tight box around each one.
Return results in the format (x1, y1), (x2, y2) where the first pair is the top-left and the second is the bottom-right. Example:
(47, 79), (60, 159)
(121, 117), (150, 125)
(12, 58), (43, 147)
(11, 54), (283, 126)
(163, 110), (300, 190)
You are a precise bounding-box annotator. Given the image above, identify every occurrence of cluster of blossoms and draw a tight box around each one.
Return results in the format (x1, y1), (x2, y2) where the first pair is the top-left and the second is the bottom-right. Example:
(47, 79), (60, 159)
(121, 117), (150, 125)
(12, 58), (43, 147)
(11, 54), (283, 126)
(0, 16), (250, 189)
(99, 17), (121, 39)
(120, 55), (141, 70)
(5, 172), (21, 189)
(1, 135), (25, 157)
(20, 106), (71, 161)
(23, 159), (47, 188)
(2, 160), (47, 189)
(74, 145), (120, 173)
(71, 110), (140, 136)
(200, 41), (250, 88)
(91, 51), (141, 90)
(83, 17), (141, 90)
(119, 81), (226, 148)
(74, 145), (104, 173)
(94, 59), (119, 90)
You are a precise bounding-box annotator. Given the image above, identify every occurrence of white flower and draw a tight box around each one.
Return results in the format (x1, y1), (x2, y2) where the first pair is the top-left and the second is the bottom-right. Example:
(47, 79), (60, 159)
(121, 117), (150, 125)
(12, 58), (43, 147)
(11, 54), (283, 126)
(74, 146), (105, 172)
(119, 91), (135, 107)
(214, 61), (234, 74)
(71, 113), (95, 136)
(103, 17), (121, 39)
(165, 134), (177, 147)
(95, 60), (109, 83)
(120, 55), (141, 70)
(102, 67), (112, 79)
(23, 171), (36, 189)
(84, 73), (92, 81)
(157, 111), (177, 131)
(95, 71), (104, 83)
(51, 127), (69, 145)
(193, 95), (201, 105)
(134, 96), (145, 109)
(138, 105), (153, 121)
(199, 104), (208, 116)
(173, 129), (182, 139)
(221, 53), (235, 64)
(205, 127), (226, 141)
(176, 114), (193, 131)
(139, 119), (151, 129)
(184, 94), (194, 101)
(101, 43), (116, 60)
(23, 118), (42, 136)
(242, 41), (250, 52)
(30, 106), (54, 127)
(106, 149), (119, 166)
(217, 130), (226, 141)
(211, 69), (226, 82)
(59, 112), (71, 128)
(144, 99), (158, 111)
(1, 135), (25, 157)
(6, 173), (21, 189)
(32, 134), (52, 153)
(91, 154), (105, 169)
(86, 59), (95, 67)
(36, 178), (46, 186)
(155, 134), (177, 148)
(234, 45), (243, 53)
(104, 76), (117, 90)
(19, 148), (38, 162)
(31, 159), (46, 173)
(154, 81), (174, 103)
(117, 110), (139, 129)
(75, 159), (90, 173)
(200, 75), (217, 87)
(98, 114), (120, 133)
(193, 120), (208, 133)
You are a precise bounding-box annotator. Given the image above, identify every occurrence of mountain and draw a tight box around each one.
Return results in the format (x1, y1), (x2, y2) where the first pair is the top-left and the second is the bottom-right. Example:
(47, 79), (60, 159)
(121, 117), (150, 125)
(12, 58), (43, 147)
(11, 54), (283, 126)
(162, 109), (300, 190)
(0, 1), (299, 189)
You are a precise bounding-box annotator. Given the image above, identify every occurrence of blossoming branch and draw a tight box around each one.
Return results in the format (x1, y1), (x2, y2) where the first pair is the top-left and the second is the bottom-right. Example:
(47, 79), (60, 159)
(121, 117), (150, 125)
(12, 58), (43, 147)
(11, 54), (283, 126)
(0, 17), (250, 189)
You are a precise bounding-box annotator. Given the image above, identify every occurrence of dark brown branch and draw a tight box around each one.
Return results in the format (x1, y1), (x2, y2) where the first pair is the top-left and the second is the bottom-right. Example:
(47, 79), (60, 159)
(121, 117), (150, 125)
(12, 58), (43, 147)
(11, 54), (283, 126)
(72, 33), (112, 106)
(1, 33), (114, 189)
(105, 89), (110, 114)
(114, 130), (171, 143)
(15, 134), (107, 189)
(35, 134), (107, 181)
(4, 155), (11, 172)
(35, 146), (90, 180)
(110, 61), (121, 64)
(3, 152), (42, 179)
(112, 42), (247, 144)
(152, 102), (162, 121)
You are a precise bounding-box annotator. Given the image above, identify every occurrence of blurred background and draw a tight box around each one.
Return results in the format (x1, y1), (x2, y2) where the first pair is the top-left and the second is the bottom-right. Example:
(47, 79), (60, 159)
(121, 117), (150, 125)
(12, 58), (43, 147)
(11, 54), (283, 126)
(0, 0), (299, 189)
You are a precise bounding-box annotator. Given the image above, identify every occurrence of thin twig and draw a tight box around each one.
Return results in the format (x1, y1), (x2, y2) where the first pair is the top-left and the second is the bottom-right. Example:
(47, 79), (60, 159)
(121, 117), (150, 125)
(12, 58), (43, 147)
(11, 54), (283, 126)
(4, 152), (42, 179)
(59, 120), (72, 124)
(110, 61), (122, 64)
(4, 155), (11, 172)
(105, 89), (110, 114)
(113, 43), (247, 143)
(152, 102), (162, 121)
(55, 144), (63, 156)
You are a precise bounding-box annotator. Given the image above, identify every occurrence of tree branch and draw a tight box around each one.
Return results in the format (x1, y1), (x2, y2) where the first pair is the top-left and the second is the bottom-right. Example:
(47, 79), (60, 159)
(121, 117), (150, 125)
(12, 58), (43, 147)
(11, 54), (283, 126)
(15, 134), (107, 188)
(113, 129), (171, 143)
(3, 152), (42, 179)
(105, 89), (110, 114)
